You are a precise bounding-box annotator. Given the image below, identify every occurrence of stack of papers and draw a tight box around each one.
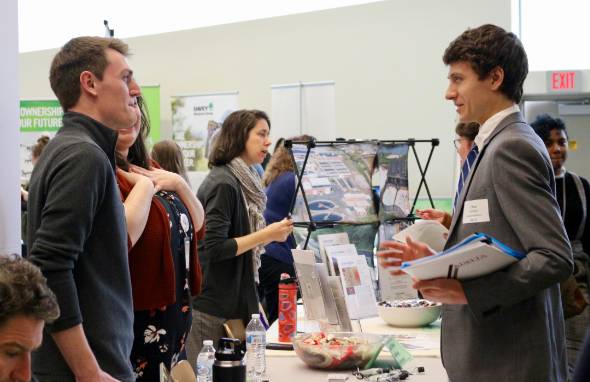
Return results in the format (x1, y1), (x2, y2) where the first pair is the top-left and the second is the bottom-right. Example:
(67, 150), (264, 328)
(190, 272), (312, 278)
(393, 220), (448, 252)
(400, 233), (525, 280)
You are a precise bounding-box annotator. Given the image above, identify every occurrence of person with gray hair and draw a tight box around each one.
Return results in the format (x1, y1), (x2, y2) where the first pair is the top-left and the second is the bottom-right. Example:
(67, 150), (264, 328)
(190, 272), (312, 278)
(0, 255), (59, 382)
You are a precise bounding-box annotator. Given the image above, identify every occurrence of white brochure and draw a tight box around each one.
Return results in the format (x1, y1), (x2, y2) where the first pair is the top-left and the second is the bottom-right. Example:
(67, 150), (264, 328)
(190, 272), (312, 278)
(325, 243), (358, 276)
(336, 255), (378, 319)
(292, 249), (327, 320)
(318, 233), (350, 271)
(393, 220), (449, 252)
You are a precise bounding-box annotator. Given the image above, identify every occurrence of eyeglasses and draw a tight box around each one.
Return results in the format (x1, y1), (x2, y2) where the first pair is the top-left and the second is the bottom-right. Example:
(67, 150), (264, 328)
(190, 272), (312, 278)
(453, 138), (466, 149)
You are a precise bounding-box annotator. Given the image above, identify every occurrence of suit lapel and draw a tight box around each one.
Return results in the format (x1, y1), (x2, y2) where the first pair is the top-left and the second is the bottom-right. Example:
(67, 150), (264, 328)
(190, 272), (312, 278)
(447, 112), (526, 238)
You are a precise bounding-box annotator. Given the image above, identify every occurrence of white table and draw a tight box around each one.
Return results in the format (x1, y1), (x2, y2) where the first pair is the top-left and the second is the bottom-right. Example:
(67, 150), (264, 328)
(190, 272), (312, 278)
(265, 314), (448, 382)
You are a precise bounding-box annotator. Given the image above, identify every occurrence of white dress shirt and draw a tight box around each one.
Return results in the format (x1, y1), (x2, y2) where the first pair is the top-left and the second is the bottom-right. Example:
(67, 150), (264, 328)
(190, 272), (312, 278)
(474, 104), (520, 150)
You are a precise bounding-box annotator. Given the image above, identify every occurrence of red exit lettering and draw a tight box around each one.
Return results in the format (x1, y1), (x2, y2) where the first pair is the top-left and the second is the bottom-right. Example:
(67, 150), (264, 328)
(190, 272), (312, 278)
(552, 71), (576, 90)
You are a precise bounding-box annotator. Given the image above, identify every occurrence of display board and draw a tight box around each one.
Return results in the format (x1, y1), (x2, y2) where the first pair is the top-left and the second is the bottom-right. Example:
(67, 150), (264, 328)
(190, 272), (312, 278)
(288, 138), (438, 302)
(170, 91), (238, 171)
(377, 144), (410, 221)
(19, 100), (62, 182)
(291, 142), (378, 224)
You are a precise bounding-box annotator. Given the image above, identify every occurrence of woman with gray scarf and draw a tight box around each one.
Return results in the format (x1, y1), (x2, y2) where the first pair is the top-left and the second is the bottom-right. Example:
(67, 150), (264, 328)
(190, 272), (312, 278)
(187, 109), (293, 365)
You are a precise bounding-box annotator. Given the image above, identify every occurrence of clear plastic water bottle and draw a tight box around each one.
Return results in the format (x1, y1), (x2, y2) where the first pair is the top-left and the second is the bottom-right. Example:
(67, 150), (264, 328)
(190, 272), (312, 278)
(245, 313), (266, 381)
(196, 339), (215, 382)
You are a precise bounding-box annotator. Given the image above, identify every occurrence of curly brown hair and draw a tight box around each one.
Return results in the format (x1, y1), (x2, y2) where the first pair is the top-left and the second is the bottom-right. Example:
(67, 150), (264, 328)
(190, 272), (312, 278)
(443, 24), (528, 103)
(0, 255), (59, 327)
(263, 135), (314, 187)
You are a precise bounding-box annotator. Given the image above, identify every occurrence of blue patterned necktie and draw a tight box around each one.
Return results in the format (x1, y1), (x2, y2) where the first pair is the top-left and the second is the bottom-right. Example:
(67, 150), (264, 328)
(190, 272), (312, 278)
(453, 145), (479, 211)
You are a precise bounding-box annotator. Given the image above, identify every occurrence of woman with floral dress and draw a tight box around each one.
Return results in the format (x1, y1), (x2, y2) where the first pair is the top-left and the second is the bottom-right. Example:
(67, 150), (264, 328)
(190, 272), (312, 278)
(115, 96), (205, 380)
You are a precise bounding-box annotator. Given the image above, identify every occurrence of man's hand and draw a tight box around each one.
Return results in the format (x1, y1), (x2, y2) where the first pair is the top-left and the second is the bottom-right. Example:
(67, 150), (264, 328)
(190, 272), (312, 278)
(413, 278), (467, 305)
(76, 370), (120, 382)
(51, 325), (122, 382)
(377, 236), (435, 275)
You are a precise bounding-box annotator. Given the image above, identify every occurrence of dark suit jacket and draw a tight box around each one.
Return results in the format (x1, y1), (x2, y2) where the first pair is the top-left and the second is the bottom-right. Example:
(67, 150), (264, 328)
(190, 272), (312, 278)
(442, 111), (573, 382)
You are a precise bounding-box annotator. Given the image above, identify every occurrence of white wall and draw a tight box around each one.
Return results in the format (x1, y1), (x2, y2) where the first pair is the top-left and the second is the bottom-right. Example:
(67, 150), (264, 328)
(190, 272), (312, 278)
(1, 0), (21, 254)
(19, 0), (511, 198)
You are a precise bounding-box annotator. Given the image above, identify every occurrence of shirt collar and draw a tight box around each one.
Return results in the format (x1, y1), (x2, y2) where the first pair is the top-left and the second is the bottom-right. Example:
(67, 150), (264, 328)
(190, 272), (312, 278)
(474, 104), (520, 150)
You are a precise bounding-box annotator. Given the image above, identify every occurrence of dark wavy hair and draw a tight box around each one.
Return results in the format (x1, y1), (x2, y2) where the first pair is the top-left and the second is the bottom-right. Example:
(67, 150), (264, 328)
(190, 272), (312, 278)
(0, 255), (60, 327)
(208, 109), (270, 168)
(530, 113), (568, 142)
(443, 24), (528, 103)
(455, 122), (480, 141)
(116, 96), (151, 170)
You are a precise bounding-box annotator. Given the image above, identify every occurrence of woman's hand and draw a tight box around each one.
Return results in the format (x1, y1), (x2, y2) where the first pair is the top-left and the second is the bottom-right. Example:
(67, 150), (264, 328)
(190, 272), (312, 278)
(416, 208), (452, 229)
(264, 218), (294, 243)
(416, 208), (446, 223)
(130, 165), (182, 193)
(118, 168), (153, 189)
(377, 236), (435, 275)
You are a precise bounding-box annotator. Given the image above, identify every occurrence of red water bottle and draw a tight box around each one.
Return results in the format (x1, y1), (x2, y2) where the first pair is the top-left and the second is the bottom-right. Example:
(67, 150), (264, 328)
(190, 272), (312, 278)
(278, 273), (297, 343)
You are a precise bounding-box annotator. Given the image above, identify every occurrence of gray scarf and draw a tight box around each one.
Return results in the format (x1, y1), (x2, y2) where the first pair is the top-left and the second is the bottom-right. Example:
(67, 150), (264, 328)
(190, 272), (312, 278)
(227, 157), (267, 282)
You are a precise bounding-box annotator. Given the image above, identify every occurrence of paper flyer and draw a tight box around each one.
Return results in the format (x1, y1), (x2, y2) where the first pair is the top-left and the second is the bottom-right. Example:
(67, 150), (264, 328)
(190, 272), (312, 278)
(336, 255), (378, 319)
(317, 232), (350, 272)
(378, 222), (417, 301)
(292, 249), (327, 320)
(324, 243), (358, 276)
(393, 220), (449, 253)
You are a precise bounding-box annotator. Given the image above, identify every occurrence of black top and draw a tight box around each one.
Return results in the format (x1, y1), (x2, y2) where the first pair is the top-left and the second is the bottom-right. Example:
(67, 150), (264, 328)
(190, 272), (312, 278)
(27, 112), (134, 381)
(193, 165), (259, 323)
(556, 172), (590, 252)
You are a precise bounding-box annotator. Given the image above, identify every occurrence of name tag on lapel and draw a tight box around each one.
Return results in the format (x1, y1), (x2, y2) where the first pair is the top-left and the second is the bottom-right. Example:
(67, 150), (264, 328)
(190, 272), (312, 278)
(463, 199), (490, 224)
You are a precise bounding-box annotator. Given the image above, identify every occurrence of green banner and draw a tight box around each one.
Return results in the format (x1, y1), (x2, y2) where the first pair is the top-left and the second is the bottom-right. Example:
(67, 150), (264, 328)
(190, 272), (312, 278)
(19, 86), (160, 140)
(141, 85), (161, 146)
(20, 87), (160, 181)
(19, 100), (63, 132)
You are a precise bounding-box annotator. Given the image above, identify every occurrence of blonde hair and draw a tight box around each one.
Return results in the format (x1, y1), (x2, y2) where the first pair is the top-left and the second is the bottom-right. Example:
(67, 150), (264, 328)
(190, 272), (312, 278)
(263, 135), (313, 187)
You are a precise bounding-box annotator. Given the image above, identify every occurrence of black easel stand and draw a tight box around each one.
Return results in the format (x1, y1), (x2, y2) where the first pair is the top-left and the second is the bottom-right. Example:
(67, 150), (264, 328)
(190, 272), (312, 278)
(284, 138), (439, 249)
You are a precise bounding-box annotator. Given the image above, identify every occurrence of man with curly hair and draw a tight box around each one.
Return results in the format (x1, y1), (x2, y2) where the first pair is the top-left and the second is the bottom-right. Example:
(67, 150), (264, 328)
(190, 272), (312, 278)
(379, 24), (572, 381)
(0, 256), (59, 382)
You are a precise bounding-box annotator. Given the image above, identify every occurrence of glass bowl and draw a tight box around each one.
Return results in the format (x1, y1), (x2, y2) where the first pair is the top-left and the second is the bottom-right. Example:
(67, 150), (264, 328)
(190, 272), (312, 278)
(292, 332), (385, 370)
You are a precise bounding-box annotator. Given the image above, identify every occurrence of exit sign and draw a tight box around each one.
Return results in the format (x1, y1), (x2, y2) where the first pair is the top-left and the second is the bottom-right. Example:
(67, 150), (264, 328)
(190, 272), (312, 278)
(546, 70), (582, 93)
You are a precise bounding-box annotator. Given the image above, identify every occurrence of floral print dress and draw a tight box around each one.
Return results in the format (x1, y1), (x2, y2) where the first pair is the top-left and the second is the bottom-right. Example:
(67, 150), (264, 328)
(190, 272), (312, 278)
(131, 191), (194, 380)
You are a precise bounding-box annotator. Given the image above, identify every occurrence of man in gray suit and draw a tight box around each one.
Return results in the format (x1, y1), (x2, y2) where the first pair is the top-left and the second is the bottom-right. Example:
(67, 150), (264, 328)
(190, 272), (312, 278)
(379, 24), (572, 381)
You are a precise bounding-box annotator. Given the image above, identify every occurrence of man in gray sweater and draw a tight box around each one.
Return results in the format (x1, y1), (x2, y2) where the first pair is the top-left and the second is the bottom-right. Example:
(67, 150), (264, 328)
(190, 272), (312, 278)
(27, 36), (141, 382)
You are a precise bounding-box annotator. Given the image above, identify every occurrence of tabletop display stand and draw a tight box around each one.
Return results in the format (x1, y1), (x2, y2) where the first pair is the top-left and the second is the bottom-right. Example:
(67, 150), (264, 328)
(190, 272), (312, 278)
(284, 138), (439, 249)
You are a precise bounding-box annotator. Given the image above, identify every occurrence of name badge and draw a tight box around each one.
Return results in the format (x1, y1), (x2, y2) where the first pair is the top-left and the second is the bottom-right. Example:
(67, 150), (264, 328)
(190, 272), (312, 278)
(184, 237), (190, 271)
(463, 199), (490, 224)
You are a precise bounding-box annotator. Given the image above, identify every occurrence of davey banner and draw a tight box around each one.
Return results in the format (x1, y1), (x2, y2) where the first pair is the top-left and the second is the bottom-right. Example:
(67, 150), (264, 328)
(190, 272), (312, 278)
(171, 92), (238, 171)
